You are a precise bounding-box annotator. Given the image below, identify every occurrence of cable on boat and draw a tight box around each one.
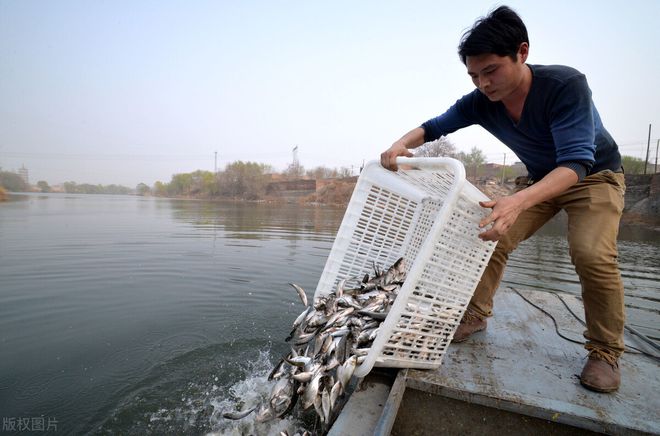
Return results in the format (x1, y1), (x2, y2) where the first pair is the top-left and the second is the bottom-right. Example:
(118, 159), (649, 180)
(509, 287), (660, 363)
(549, 290), (660, 354)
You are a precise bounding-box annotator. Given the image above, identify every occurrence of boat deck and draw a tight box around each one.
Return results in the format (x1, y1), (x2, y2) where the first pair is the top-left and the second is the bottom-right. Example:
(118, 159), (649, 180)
(330, 288), (660, 435)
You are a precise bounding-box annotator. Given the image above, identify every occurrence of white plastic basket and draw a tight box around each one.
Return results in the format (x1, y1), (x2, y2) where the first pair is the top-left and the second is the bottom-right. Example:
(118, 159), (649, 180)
(314, 156), (497, 377)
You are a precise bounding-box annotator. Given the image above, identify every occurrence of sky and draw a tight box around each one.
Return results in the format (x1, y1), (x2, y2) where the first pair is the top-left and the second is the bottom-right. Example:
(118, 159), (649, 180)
(1, 0), (659, 187)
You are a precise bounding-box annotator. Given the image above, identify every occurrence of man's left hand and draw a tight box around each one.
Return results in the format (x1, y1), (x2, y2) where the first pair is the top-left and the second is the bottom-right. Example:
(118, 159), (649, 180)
(478, 195), (525, 241)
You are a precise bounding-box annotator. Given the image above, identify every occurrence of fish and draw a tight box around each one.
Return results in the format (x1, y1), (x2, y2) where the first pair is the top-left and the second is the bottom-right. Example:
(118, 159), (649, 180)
(269, 377), (298, 418)
(222, 406), (257, 420)
(321, 387), (331, 423)
(357, 309), (388, 321)
(337, 355), (357, 390)
(223, 257), (408, 430)
(289, 283), (308, 307)
(292, 371), (315, 383)
(284, 355), (312, 368)
(301, 372), (322, 410)
(330, 379), (342, 405)
(268, 357), (288, 381)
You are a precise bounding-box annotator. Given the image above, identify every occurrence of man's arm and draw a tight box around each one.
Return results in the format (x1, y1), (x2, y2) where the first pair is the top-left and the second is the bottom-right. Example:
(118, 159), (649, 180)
(380, 127), (425, 171)
(478, 166), (578, 241)
(381, 92), (478, 171)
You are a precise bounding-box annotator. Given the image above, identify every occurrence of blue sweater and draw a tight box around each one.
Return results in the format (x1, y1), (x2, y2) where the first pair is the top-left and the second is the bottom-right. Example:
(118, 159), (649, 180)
(421, 64), (621, 181)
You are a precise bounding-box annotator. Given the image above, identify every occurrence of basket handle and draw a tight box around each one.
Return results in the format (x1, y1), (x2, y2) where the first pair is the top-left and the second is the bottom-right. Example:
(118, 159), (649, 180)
(393, 156), (466, 181)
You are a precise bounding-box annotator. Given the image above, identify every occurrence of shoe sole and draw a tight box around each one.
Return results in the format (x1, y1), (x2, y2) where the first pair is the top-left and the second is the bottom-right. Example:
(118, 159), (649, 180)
(579, 380), (619, 393)
(452, 325), (486, 343)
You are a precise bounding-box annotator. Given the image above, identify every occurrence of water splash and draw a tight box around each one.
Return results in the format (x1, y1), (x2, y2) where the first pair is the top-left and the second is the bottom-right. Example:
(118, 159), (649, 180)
(136, 348), (312, 436)
(204, 350), (306, 435)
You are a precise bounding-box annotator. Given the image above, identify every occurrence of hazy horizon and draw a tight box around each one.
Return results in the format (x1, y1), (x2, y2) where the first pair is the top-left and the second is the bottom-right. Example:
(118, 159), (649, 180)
(2, 0), (659, 187)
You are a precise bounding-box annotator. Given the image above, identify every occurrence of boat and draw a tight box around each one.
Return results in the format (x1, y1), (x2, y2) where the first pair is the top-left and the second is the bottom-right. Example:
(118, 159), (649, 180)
(328, 287), (660, 435)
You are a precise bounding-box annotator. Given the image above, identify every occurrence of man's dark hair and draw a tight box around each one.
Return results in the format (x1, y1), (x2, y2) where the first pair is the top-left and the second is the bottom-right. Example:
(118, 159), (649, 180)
(458, 6), (529, 64)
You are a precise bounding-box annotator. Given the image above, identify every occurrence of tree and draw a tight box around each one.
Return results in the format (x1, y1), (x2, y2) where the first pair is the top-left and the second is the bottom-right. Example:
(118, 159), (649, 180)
(136, 183), (151, 196)
(36, 180), (51, 193)
(283, 162), (305, 179)
(621, 155), (648, 175)
(0, 171), (28, 192)
(306, 166), (339, 179)
(188, 170), (217, 196)
(218, 161), (272, 199)
(414, 137), (458, 158)
(457, 147), (486, 180)
(153, 181), (168, 196)
(63, 181), (77, 193)
(337, 167), (353, 178)
(168, 173), (194, 196)
(62, 181), (130, 194)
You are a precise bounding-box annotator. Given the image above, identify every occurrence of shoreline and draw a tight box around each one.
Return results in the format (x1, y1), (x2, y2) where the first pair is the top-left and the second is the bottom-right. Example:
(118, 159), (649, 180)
(4, 189), (659, 231)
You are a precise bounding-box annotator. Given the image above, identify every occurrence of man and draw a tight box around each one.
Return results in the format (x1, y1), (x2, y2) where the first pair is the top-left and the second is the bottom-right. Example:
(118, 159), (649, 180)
(380, 6), (625, 393)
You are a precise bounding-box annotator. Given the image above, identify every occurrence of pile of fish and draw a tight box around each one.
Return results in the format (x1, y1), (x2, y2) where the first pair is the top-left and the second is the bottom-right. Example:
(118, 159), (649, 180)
(222, 257), (407, 431)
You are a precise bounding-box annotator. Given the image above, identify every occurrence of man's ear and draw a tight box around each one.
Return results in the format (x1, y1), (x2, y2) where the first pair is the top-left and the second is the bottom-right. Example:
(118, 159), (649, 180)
(518, 42), (529, 63)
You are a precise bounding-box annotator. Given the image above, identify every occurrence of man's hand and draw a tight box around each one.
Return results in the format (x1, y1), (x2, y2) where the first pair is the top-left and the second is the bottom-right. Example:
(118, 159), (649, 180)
(478, 195), (526, 241)
(380, 142), (413, 171)
(477, 166), (579, 241)
(380, 127), (425, 171)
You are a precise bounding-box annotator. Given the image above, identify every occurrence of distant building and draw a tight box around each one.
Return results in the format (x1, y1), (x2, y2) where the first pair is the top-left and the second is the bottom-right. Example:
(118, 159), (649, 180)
(18, 165), (29, 185)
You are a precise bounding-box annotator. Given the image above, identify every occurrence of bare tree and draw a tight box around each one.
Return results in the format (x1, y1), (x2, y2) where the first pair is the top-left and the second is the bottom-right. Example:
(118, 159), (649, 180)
(283, 162), (305, 179)
(414, 137), (458, 158)
(306, 166), (339, 179)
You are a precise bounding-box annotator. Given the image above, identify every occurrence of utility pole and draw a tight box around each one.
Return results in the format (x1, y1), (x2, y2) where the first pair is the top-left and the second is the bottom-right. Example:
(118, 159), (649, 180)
(644, 124), (651, 174)
(501, 153), (506, 185)
(655, 139), (659, 173)
(214, 151), (217, 174)
(292, 146), (299, 177)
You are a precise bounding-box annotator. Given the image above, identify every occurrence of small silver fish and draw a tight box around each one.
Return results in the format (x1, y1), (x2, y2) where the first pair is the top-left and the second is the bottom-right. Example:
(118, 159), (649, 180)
(335, 278), (346, 298)
(337, 355), (357, 389)
(289, 283), (308, 307)
(322, 387), (331, 424)
(358, 309), (388, 321)
(284, 355), (311, 367)
(330, 380), (342, 406)
(292, 371), (314, 383)
(222, 405), (257, 420)
(269, 377), (297, 418)
(301, 373), (321, 409)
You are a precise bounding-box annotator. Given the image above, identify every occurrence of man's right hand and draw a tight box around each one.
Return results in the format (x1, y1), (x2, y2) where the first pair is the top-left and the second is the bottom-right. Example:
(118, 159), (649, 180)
(380, 127), (425, 171)
(380, 142), (414, 171)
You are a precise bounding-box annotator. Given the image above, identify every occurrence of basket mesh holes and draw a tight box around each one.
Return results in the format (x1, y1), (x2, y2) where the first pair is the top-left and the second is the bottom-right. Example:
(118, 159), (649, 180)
(329, 168), (496, 369)
(335, 186), (418, 287)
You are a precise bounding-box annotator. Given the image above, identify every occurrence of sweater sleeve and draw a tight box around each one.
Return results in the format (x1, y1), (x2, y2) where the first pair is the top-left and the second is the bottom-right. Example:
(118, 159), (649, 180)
(421, 92), (479, 142)
(548, 75), (597, 172)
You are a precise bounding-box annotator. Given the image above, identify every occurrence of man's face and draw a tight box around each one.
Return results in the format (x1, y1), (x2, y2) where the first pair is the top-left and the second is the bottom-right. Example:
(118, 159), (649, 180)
(465, 51), (527, 102)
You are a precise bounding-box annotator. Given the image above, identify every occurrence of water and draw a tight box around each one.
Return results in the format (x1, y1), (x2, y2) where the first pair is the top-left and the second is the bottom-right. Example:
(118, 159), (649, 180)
(1, 193), (658, 435)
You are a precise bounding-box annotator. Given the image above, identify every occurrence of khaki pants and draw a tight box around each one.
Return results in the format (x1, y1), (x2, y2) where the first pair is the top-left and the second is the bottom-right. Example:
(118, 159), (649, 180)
(469, 170), (626, 355)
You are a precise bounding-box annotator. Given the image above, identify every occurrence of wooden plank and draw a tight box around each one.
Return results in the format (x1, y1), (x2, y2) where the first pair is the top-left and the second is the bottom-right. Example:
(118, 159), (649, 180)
(374, 369), (408, 436)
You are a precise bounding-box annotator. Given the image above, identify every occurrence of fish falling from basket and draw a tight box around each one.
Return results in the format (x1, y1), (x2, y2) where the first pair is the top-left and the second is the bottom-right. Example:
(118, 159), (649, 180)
(313, 157), (497, 377)
(222, 257), (407, 426)
(223, 156), (497, 430)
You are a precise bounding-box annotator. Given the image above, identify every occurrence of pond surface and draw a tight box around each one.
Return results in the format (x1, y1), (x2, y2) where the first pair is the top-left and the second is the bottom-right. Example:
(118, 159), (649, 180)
(0, 193), (657, 434)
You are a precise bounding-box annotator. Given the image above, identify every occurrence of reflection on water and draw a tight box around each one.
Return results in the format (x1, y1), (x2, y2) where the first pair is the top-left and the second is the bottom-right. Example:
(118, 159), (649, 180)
(168, 199), (345, 238)
(0, 194), (658, 434)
